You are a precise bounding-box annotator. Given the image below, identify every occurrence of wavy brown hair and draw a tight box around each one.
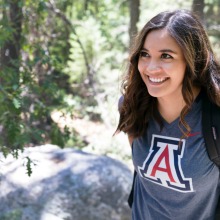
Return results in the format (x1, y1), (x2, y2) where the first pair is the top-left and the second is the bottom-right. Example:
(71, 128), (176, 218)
(116, 9), (220, 139)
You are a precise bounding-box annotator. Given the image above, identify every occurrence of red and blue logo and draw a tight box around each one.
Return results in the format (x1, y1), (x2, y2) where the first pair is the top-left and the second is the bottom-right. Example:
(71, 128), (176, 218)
(138, 134), (193, 192)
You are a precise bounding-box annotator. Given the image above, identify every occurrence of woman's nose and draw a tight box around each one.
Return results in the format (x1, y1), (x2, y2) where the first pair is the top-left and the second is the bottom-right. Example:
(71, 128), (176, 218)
(146, 60), (161, 73)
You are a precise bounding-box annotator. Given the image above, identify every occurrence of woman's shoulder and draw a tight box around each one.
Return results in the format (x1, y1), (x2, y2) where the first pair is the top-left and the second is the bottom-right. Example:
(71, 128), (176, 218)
(118, 95), (124, 110)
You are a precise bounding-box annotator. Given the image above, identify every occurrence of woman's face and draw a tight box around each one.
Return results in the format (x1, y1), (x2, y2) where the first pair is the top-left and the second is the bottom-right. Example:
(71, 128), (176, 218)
(138, 29), (186, 102)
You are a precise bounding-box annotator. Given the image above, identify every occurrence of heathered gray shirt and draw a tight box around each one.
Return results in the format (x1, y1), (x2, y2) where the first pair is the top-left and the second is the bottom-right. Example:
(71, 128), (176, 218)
(132, 95), (220, 220)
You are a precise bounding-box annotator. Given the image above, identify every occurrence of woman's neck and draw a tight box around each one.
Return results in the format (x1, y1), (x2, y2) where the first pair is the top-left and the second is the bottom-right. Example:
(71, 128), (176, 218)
(157, 96), (185, 124)
(157, 87), (201, 124)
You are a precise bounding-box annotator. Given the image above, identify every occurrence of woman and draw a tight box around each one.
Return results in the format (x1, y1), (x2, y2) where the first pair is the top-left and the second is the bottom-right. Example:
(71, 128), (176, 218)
(116, 10), (220, 219)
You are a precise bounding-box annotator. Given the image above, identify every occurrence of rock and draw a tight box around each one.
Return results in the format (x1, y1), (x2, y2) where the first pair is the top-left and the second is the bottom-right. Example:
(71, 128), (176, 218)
(0, 145), (132, 220)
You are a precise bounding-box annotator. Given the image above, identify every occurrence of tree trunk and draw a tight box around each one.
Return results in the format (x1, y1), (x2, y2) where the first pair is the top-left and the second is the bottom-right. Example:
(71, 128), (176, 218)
(129, 0), (140, 47)
(0, 0), (23, 84)
(192, 0), (205, 23)
(218, 0), (220, 14)
(0, 0), (23, 148)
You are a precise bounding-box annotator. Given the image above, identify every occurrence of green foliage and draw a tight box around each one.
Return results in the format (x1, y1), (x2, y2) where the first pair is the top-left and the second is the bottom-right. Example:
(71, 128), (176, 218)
(0, 0), (75, 157)
(64, 0), (129, 121)
(0, 209), (22, 220)
(24, 156), (36, 177)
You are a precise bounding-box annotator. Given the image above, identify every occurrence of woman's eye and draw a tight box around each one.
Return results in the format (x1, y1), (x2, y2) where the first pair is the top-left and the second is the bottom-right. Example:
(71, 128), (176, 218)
(161, 53), (172, 59)
(139, 51), (149, 58)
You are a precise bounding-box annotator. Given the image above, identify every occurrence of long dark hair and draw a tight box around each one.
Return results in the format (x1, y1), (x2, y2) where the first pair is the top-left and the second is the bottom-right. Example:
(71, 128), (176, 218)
(116, 9), (220, 139)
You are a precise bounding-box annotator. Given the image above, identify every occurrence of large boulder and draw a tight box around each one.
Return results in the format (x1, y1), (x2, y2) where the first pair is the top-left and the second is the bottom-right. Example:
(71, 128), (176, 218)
(0, 145), (132, 220)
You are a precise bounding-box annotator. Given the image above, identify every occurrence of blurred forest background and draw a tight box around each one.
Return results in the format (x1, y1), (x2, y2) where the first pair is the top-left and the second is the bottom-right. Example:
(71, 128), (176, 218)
(1, 0), (220, 166)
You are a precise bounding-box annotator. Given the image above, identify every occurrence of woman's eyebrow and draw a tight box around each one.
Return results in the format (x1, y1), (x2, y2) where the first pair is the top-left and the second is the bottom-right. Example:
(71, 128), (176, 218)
(141, 48), (177, 54)
(159, 49), (177, 54)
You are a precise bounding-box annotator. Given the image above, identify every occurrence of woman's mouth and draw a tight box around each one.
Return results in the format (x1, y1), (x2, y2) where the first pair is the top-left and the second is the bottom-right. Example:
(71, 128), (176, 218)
(148, 77), (168, 83)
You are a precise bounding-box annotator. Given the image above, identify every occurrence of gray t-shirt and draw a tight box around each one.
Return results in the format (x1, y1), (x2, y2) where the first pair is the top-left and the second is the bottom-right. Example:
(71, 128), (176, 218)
(132, 96), (220, 220)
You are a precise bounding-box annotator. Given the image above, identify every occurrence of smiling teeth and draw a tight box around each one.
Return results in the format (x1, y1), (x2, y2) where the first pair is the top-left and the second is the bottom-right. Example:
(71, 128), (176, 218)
(149, 77), (167, 83)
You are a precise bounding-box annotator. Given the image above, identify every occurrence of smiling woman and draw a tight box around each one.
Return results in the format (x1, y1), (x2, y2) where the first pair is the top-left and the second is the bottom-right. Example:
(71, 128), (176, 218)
(115, 9), (220, 220)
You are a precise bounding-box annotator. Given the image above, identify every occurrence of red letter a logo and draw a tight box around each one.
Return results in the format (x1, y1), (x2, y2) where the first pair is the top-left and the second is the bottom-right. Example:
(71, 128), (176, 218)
(150, 144), (175, 183)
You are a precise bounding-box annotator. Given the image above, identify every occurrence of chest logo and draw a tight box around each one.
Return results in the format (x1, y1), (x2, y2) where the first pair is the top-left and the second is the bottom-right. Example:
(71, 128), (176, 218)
(138, 135), (193, 192)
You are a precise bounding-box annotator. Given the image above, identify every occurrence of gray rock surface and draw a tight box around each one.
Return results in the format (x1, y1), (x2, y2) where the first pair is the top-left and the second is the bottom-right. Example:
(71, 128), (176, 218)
(0, 145), (132, 220)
